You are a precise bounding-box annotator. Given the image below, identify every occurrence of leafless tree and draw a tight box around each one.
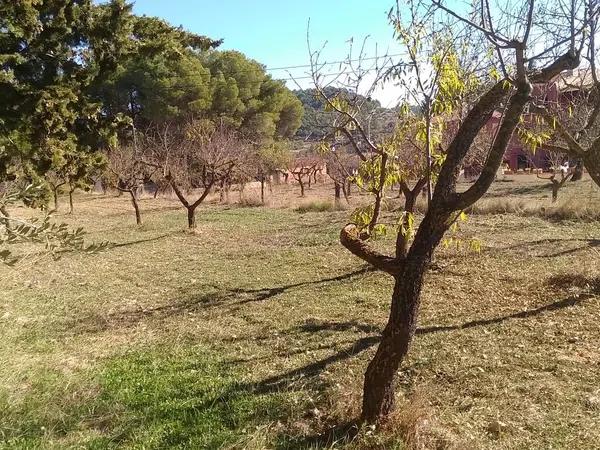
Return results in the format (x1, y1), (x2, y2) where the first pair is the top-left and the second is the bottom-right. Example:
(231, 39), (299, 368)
(505, 0), (600, 187)
(529, 150), (574, 201)
(289, 155), (320, 197)
(146, 121), (245, 228)
(325, 149), (358, 205)
(106, 145), (150, 226)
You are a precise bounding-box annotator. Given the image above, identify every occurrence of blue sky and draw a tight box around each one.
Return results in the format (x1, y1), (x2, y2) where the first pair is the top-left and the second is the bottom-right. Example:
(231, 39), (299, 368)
(130, 0), (405, 103)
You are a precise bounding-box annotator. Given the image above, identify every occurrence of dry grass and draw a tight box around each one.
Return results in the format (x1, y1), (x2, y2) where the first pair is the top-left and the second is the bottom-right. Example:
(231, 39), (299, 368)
(1, 176), (600, 449)
(295, 200), (341, 213)
(468, 197), (600, 221)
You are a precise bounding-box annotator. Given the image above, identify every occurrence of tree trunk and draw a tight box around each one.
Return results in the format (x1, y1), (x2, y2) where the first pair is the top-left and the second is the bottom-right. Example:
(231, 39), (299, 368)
(187, 206), (196, 229)
(69, 189), (75, 214)
(551, 181), (559, 202)
(362, 256), (428, 423)
(52, 189), (59, 212)
(368, 194), (383, 235)
(299, 179), (305, 197)
(342, 183), (350, 203)
(571, 159), (584, 181)
(334, 182), (341, 206)
(220, 180), (226, 203)
(129, 190), (142, 226)
(583, 152), (600, 188)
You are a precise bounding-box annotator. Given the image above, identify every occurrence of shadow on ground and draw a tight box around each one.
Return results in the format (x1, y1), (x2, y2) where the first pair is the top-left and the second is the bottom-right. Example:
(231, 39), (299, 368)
(68, 267), (376, 334)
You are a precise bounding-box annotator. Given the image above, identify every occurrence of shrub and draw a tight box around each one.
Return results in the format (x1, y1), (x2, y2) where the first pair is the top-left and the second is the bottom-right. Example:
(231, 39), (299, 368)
(295, 200), (337, 213)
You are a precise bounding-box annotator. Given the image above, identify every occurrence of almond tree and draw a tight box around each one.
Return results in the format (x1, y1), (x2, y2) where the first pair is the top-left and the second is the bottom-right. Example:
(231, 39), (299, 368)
(147, 121), (244, 228)
(312, 0), (584, 422)
(106, 145), (149, 226)
(289, 155), (320, 197)
(325, 150), (358, 205)
(249, 142), (292, 204)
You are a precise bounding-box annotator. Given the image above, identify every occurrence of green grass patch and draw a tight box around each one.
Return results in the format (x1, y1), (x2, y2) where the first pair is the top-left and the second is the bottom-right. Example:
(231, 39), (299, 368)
(0, 346), (292, 449)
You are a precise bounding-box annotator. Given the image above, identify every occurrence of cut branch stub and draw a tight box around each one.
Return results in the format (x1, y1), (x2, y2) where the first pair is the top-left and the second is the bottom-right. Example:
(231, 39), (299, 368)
(340, 224), (402, 276)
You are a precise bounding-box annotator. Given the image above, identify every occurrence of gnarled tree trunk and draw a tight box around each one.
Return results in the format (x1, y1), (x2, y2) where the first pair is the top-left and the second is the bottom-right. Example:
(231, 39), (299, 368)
(362, 256), (428, 421)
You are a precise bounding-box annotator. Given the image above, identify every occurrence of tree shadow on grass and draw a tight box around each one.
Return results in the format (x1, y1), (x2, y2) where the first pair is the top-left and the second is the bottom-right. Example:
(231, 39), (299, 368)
(69, 267), (375, 333)
(243, 291), (600, 448)
(111, 232), (180, 249)
(250, 293), (598, 396)
(540, 239), (600, 257)
(485, 183), (550, 198)
(275, 421), (361, 450)
(225, 267), (375, 305)
(484, 237), (600, 258)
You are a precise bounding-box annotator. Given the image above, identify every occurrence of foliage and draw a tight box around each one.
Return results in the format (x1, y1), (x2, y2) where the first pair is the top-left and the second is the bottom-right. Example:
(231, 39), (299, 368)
(94, 17), (304, 142)
(252, 140), (292, 178)
(0, 0), (130, 183)
(0, 183), (109, 266)
(203, 51), (304, 142)
(294, 87), (395, 140)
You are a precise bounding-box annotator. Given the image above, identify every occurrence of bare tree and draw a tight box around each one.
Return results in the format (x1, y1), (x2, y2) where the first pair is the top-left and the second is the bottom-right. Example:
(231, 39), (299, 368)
(106, 145), (149, 226)
(146, 121), (244, 228)
(529, 151), (574, 201)
(325, 149), (358, 205)
(289, 155), (320, 197)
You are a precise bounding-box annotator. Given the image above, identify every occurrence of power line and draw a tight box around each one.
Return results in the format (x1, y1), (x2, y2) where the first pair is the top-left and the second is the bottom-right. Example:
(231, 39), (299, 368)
(264, 53), (406, 72)
(205, 53), (410, 79)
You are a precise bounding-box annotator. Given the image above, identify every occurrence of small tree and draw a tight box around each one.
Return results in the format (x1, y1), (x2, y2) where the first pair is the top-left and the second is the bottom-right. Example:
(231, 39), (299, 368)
(47, 150), (106, 214)
(289, 155), (320, 197)
(148, 121), (244, 228)
(526, 151), (573, 202)
(325, 149), (358, 205)
(106, 145), (148, 226)
(250, 142), (292, 204)
(310, 0), (583, 423)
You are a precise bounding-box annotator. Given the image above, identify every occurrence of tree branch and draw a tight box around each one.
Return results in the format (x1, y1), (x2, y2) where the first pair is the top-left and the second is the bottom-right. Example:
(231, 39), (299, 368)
(340, 224), (402, 276)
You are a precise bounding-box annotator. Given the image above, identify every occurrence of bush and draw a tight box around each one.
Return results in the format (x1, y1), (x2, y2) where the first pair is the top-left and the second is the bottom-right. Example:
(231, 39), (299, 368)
(295, 200), (337, 213)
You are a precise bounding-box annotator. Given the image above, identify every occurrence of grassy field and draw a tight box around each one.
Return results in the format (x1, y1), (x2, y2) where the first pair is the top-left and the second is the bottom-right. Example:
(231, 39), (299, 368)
(1, 176), (600, 449)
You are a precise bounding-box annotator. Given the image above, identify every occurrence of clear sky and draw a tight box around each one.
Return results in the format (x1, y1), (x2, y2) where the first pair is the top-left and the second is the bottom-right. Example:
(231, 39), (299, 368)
(129, 0), (405, 105)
